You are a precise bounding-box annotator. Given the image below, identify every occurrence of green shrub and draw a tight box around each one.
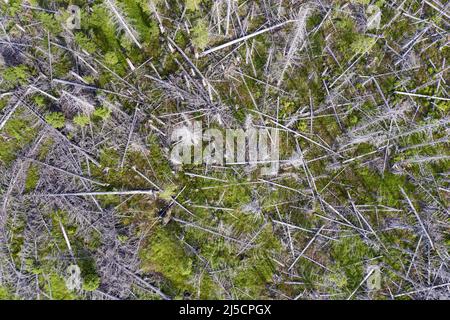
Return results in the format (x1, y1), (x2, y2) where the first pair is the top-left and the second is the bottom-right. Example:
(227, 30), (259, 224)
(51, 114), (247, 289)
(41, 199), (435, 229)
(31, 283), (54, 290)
(93, 107), (111, 121)
(73, 114), (90, 127)
(104, 52), (119, 66)
(191, 19), (209, 50)
(82, 274), (101, 292)
(45, 112), (66, 129)
(2, 65), (30, 88)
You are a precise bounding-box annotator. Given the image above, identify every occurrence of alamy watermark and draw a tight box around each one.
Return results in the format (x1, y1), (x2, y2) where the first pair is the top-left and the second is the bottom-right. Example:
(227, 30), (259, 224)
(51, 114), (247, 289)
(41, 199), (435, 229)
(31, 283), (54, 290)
(65, 264), (81, 292)
(170, 121), (280, 176)
(66, 5), (81, 30)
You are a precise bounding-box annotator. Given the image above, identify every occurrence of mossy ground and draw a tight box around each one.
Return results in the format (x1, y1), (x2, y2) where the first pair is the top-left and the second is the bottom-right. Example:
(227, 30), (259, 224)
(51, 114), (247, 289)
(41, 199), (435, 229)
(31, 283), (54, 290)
(0, 0), (448, 300)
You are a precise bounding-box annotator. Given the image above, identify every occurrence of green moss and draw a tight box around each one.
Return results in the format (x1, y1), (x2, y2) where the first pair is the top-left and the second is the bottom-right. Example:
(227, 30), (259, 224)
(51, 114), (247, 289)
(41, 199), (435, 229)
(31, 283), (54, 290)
(73, 114), (90, 127)
(1, 0), (21, 15)
(437, 101), (449, 113)
(33, 95), (46, 107)
(0, 286), (15, 300)
(37, 137), (54, 161)
(74, 33), (97, 54)
(332, 15), (361, 60)
(185, 0), (201, 11)
(93, 106), (111, 121)
(122, 0), (160, 49)
(191, 19), (209, 50)
(159, 184), (177, 201)
(233, 254), (275, 299)
(44, 273), (76, 300)
(45, 112), (65, 129)
(77, 254), (101, 292)
(0, 113), (37, 165)
(0, 0), (447, 301)
(88, 5), (120, 52)
(198, 238), (237, 270)
(199, 273), (220, 299)
(2, 65), (30, 88)
(358, 168), (410, 207)
(104, 51), (119, 66)
(81, 274), (100, 292)
(140, 227), (193, 293)
(35, 12), (63, 34)
(327, 271), (348, 290)
(350, 36), (376, 55)
(25, 164), (40, 192)
(10, 234), (24, 264)
(331, 236), (373, 290)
